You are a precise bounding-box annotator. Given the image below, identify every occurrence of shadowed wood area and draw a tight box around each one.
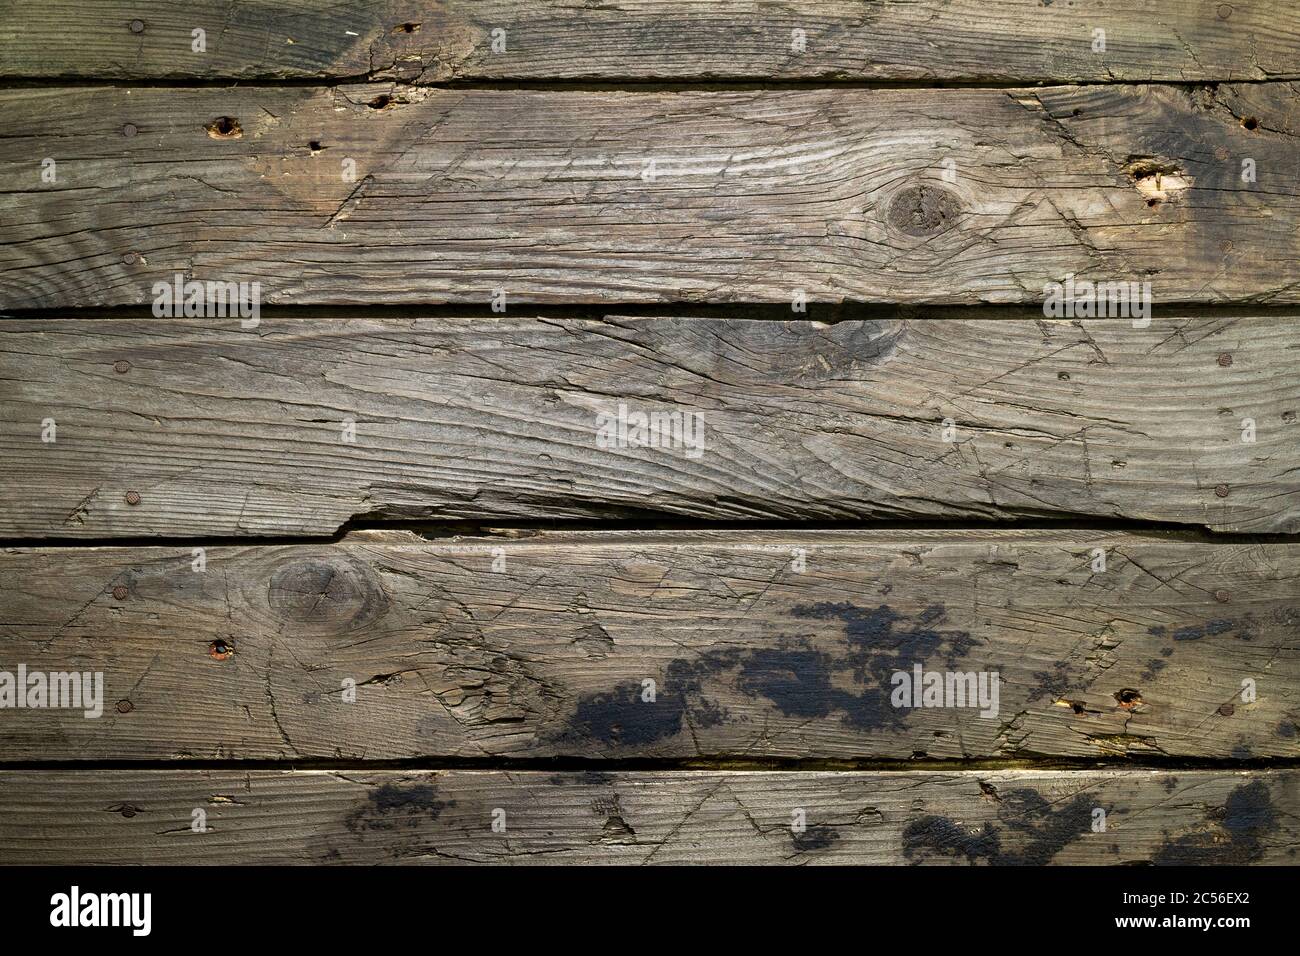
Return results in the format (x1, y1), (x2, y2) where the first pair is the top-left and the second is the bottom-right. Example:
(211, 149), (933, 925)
(0, 769), (1295, 864)
(1, 1), (1295, 83)
(1, 531), (1297, 761)
(1, 316), (1296, 537)
(2, 83), (1297, 308)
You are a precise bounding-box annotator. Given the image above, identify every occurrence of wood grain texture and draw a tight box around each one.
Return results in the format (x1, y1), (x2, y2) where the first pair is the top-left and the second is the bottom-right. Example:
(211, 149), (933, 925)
(2, 316), (1296, 537)
(0, 769), (1295, 864)
(0, 1), (1295, 83)
(2, 530), (1297, 761)
(2, 83), (1297, 307)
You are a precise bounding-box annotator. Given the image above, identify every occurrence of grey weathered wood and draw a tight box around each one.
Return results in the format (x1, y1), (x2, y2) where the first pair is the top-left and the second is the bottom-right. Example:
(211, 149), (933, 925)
(2, 530), (1297, 760)
(2, 83), (1298, 308)
(0, 1), (1294, 83)
(1, 315), (1296, 537)
(0, 769), (1294, 864)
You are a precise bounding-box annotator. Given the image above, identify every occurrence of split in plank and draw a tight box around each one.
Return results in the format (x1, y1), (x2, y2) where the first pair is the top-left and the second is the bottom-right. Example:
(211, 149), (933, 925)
(2, 83), (1298, 307)
(2, 530), (1298, 761)
(0, 769), (1294, 864)
(1, 315), (1296, 537)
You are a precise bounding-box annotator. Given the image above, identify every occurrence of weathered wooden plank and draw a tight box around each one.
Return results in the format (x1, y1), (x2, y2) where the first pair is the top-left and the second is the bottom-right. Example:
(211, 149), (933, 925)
(2, 531), (1297, 760)
(0, 1), (1294, 83)
(0, 769), (1294, 864)
(2, 316), (1296, 536)
(2, 83), (1297, 307)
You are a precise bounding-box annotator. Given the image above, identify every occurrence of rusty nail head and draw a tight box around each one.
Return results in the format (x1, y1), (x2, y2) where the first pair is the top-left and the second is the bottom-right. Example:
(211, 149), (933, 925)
(116, 700), (134, 713)
(1217, 352), (1233, 367)
(125, 490), (141, 505)
(111, 585), (129, 600)
(114, 360), (130, 373)
(1214, 484), (1230, 498)
(1214, 590), (1230, 603)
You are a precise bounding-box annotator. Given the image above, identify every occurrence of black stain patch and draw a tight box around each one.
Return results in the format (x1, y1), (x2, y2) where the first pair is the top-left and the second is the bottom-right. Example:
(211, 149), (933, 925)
(1029, 661), (1078, 704)
(560, 603), (976, 748)
(1139, 658), (1168, 681)
(902, 789), (1094, 865)
(902, 815), (1002, 864)
(791, 824), (840, 854)
(1151, 781), (1277, 865)
(569, 681), (693, 746)
(1171, 619), (1244, 642)
(344, 782), (451, 833)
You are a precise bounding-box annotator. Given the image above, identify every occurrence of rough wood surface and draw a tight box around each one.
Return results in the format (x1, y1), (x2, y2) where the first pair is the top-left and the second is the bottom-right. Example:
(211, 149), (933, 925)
(2, 530), (1297, 761)
(3, 83), (1298, 308)
(2, 316), (1296, 537)
(0, 769), (1294, 864)
(0, 1), (1294, 83)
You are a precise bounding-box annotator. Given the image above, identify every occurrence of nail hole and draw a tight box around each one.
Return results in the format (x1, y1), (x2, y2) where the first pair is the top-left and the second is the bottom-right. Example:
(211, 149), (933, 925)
(205, 116), (243, 139)
(209, 639), (233, 661)
(308, 140), (323, 153)
(1242, 116), (1258, 130)
(1057, 371), (1070, 381)
(368, 94), (393, 110)
(393, 22), (421, 34)
(1114, 688), (1143, 708)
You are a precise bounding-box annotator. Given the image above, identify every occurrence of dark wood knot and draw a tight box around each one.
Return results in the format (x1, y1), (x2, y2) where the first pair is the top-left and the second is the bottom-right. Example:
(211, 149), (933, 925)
(267, 554), (389, 635)
(886, 184), (962, 237)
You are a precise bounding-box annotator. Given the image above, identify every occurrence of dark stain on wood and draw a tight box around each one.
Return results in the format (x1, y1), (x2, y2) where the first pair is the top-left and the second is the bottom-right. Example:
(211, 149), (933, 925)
(903, 789), (1095, 866)
(1151, 781), (1277, 865)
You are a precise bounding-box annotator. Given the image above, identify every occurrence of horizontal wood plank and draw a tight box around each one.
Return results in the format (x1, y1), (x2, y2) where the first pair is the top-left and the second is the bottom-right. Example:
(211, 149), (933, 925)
(1, 316), (1296, 536)
(0, 769), (1295, 864)
(1, 1), (1295, 83)
(2, 531), (1297, 760)
(2, 83), (1297, 307)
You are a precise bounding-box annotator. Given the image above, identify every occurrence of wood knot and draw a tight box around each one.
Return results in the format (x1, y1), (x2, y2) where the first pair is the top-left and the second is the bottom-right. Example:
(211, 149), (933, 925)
(267, 554), (389, 635)
(886, 184), (962, 237)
